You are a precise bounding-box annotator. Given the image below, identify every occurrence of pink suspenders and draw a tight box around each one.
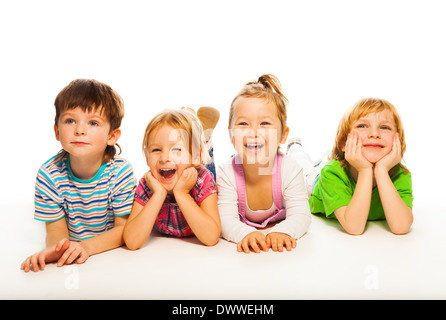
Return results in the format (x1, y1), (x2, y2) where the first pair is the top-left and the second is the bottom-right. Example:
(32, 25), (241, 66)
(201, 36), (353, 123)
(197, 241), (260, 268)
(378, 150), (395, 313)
(232, 153), (287, 228)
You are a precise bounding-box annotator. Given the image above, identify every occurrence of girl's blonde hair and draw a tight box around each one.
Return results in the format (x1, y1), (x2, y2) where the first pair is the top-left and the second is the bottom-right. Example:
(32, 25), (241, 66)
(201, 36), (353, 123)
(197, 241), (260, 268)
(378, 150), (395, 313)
(142, 108), (209, 166)
(331, 97), (407, 171)
(228, 74), (288, 131)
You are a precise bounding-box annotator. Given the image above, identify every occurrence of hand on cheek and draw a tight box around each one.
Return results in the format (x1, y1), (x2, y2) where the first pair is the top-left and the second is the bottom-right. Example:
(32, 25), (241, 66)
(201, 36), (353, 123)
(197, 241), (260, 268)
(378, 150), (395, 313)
(375, 133), (402, 172)
(344, 131), (373, 172)
(144, 170), (167, 196)
(173, 167), (197, 194)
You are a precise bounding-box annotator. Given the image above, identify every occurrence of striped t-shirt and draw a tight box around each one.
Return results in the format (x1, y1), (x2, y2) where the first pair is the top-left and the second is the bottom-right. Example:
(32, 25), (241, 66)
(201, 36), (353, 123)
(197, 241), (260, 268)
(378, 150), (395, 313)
(34, 152), (137, 240)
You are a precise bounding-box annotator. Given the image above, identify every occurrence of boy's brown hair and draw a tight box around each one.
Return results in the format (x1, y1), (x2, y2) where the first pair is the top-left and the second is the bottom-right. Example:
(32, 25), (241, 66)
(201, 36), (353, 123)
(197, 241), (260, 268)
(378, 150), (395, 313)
(54, 79), (124, 160)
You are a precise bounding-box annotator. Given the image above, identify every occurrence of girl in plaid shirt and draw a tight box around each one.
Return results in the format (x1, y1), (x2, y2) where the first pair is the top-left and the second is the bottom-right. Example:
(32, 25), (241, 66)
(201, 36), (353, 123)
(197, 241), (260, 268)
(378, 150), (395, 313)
(123, 109), (221, 249)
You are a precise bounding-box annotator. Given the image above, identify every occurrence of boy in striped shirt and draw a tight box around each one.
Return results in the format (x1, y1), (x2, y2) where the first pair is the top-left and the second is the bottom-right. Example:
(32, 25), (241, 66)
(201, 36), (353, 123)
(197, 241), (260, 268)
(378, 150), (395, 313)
(21, 79), (136, 272)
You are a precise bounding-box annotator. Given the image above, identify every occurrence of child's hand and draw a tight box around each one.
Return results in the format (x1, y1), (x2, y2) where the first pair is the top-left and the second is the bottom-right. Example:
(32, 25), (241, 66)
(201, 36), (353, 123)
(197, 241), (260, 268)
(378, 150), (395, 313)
(237, 231), (269, 253)
(266, 232), (296, 252)
(344, 131), (373, 172)
(173, 167), (198, 195)
(144, 170), (167, 196)
(21, 238), (70, 272)
(56, 241), (90, 266)
(375, 133), (402, 173)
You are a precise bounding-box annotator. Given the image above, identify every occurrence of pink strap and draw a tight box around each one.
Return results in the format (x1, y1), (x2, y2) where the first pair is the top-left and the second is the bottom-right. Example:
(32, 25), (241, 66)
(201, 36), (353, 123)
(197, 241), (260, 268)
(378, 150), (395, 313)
(232, 153), (286, 228)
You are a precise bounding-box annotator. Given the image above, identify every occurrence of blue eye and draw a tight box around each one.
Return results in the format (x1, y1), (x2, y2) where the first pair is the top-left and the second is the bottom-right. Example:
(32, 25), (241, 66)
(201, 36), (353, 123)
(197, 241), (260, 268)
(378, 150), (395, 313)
(89, 121), (99, 126)
(65, 119), (75, 124)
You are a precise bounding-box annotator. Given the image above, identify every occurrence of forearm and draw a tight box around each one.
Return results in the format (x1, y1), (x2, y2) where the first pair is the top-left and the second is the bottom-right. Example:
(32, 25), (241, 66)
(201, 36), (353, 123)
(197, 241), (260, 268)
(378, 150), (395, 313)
(269, 212), (311, 240)
(45, 219), (70, 247)
(174, 192), (220, 246)
(80, 224), (126, 256)
(220, 207), (257, 244)
(375, 167), (413, 234)
(217, 164), (256, 243)
(123, 195), (165, 250)
(336, 168), (373, 235)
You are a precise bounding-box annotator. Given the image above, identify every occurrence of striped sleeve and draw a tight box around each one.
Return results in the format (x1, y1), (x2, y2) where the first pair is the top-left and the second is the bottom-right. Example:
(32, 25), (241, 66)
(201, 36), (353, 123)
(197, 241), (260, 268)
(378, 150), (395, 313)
(34, 166), (65, 221)
(111, 160), (137, 216)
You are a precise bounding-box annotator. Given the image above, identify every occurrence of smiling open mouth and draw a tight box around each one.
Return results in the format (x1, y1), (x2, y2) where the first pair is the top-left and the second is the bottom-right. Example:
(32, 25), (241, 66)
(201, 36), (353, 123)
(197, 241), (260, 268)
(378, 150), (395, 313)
(159, 168), (176, 179)
(246, 143), (264, 150)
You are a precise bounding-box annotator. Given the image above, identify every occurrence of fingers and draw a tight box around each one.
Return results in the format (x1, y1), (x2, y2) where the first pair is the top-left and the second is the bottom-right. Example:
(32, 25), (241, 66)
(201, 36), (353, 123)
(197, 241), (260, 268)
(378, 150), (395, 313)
(21, 241), (89, 272)
(237, 236), (259, 253)
(346, 131), (361, 157)
(21, 253), (45, 272)
(182, 167), (198, 182)
(20, 256), (32, 272)
(344, 132), (356, 161)
(237, 232), (296, 253)
(55, 238), (70, 252)
(174, 167), (198, 194)
(144, 170), (156, 186)
(267, 233), (297, 252)
(237, 232), (268, 254)
(57, 246), (83, 267)
(30, 255), (40, 272)
(394, 133), (402, 157)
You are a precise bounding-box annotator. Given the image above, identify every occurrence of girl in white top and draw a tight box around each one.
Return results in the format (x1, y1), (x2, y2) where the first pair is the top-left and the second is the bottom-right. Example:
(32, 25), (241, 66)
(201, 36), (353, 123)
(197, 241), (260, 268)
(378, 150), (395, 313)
(217, 74), (311, 253)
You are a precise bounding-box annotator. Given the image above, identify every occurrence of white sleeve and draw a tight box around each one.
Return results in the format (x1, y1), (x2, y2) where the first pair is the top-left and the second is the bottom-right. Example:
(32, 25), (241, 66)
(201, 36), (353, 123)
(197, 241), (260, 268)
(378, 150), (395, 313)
(217, 160), (257, 244)
(268, 156), (312, 239)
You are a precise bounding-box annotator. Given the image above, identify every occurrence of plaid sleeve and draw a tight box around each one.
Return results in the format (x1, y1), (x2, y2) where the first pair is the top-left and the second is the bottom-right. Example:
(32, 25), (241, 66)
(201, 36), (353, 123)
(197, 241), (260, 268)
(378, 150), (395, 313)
(192, 166), (218, 205)
(134, 177), (153, 206)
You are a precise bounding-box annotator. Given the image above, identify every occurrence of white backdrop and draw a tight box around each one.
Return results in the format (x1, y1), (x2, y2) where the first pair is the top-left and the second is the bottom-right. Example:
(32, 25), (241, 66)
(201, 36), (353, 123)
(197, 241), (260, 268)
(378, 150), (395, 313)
(1, 0), (444, 205)
(1, 0), (445, 299)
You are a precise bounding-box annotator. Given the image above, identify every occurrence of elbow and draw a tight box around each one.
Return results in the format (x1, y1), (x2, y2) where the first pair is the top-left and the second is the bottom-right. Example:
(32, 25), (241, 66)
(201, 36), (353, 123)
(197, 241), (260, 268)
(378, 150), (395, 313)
(345, 228), (365, 236)
(343, 224), (365, 236)
(389, 215), (413, 235)
(338, 214), (366, 235)
(202, 233), (221, 247)
(125, 241), (142, 250)
(391, 229), (410, 235)
(390, 223), (412, 235)
(123, 233), (143, 250)
(200, 228), (221, 247)
(203, 239), (219, 247)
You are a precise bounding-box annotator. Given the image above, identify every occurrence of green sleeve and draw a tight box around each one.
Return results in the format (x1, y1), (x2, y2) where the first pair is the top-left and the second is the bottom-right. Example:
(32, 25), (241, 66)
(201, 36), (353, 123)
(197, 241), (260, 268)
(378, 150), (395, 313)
(309, 160), (355, 219)
(392, 167), (414, 209)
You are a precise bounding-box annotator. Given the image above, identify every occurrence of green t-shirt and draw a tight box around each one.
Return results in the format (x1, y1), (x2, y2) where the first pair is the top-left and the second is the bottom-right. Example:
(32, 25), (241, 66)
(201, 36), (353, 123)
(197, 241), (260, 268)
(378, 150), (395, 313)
(309, 160), (413, 220)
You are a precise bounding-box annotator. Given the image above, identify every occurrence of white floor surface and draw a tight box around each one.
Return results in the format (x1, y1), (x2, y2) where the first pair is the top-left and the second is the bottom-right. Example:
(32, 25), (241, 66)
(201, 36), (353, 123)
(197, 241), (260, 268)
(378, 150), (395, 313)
(3, 201), (445, 300)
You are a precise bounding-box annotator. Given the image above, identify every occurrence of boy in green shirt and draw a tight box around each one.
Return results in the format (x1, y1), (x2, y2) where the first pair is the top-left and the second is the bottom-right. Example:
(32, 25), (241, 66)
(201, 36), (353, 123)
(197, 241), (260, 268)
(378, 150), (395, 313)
(288, 98), (413, 235)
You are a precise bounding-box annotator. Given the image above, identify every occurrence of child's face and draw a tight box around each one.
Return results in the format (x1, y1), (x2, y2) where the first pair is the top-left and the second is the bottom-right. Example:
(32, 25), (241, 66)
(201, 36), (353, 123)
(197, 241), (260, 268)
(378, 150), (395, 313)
(348, 109), (397, 164)
(229, 97), (289, 166)
(55, 107), (119, 161)
(146, 124), (193, 192)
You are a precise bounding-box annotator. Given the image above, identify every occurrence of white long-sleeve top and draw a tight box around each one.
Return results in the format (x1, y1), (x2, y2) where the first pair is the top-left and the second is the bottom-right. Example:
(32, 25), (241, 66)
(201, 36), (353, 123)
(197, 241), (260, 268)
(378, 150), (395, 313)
(217, 155), (312, 244)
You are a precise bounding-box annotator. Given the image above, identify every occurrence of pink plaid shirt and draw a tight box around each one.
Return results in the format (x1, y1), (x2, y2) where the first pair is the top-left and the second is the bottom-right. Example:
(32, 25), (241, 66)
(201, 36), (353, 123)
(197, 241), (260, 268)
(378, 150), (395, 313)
(134, 166), (217, 237)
